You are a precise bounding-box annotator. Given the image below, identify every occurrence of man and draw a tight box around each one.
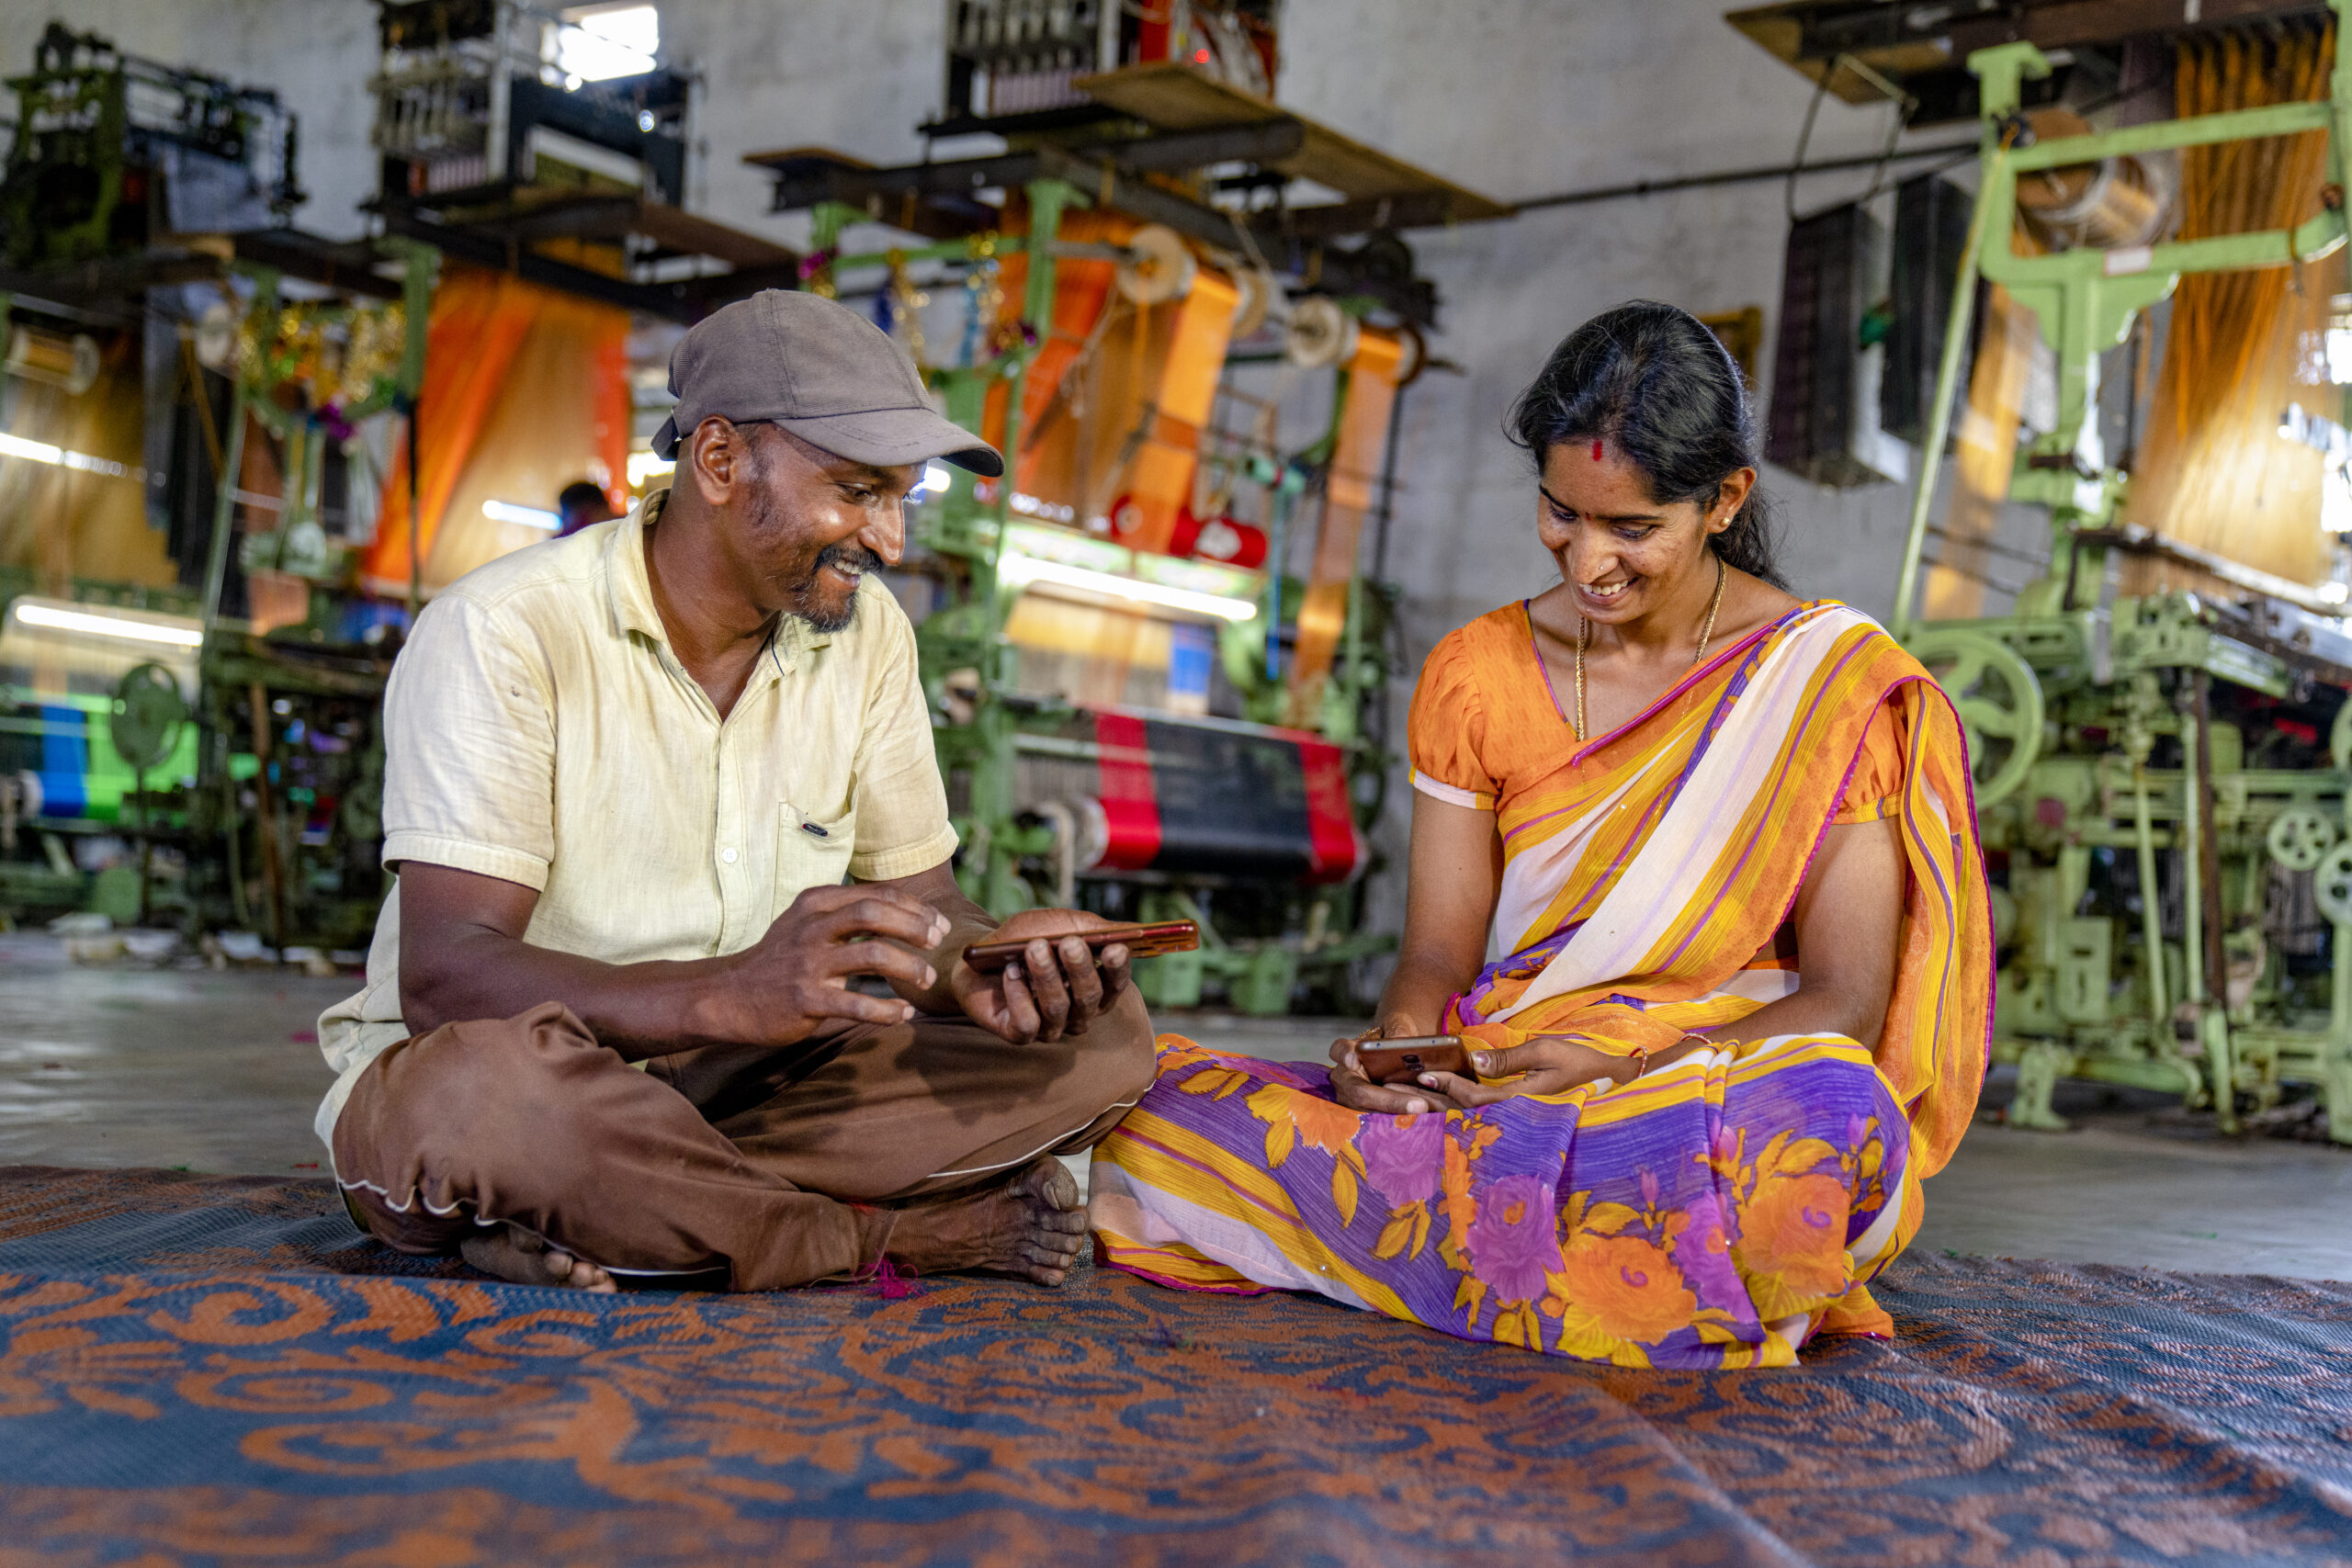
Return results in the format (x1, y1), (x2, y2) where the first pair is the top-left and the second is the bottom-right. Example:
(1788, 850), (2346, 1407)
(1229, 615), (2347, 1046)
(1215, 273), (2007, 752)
(553, 479), (619, 538)
(318, 290), (1157, 1293)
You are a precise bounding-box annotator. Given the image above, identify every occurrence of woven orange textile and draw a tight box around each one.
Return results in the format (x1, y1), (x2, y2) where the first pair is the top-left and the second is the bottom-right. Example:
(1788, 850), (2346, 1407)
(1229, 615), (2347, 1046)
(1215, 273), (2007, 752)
(2126, 23), (2339, 591)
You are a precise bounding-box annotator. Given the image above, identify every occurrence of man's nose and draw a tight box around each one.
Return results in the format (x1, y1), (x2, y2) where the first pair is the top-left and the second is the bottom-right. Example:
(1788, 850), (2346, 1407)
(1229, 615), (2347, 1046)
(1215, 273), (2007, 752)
(862, 501), (905, 568)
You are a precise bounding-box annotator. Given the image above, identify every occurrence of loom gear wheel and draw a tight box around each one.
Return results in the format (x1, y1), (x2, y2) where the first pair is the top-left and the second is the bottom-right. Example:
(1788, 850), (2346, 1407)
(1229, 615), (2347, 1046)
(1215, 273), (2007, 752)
(1115, 225), (1197, 305)
(2267, 806), (2337, 872)
(2316, 841), (2352, 926)
(1283, 296), (1359, 369)
(109, 663), (187, 773)
(1905, 626), (2044, 807)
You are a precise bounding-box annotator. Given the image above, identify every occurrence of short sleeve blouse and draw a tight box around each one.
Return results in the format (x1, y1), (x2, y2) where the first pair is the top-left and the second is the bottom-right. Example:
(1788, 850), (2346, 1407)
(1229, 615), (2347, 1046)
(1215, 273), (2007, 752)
(1406, 602), (1906, 823)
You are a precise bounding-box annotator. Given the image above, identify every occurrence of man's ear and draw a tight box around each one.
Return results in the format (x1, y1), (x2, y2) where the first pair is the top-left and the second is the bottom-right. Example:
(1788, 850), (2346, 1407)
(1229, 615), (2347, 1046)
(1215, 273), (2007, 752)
(685, 417), (745, 507)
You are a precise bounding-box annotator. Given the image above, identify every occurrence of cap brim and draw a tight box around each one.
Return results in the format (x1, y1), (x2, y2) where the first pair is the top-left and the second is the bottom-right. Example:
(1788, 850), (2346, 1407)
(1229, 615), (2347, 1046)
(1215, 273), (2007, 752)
(777, 406), (1005, 479)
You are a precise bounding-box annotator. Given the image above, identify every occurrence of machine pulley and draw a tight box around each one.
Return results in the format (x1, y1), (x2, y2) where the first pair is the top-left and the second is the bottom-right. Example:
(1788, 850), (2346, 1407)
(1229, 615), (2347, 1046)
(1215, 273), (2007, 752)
(2316, 841), (2352, 927)
(108, 663), (187, 774)
(1905, 627), (2044, 806)
(2267, 806), (2338, 873)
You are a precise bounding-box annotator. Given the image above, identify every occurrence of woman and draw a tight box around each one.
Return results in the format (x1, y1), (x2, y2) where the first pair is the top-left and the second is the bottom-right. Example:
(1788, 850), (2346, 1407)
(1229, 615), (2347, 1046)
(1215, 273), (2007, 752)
(1090, 302), (1992, 1368)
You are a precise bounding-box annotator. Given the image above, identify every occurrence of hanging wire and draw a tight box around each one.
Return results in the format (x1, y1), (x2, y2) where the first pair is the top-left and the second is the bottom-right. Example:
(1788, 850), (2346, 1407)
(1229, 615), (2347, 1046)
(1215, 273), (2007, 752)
(1787, 51), (1918, 222)
(1783, 60), (1838, 222)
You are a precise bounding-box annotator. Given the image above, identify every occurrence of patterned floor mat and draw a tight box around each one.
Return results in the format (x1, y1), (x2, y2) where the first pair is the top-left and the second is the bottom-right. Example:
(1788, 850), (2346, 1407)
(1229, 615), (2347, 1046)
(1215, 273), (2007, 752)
(1, 1165), (2347, 1565)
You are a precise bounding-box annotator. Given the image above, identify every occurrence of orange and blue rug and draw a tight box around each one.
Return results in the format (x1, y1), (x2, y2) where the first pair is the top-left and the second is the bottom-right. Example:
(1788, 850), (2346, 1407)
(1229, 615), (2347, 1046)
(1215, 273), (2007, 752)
(2, 1164), (2349, 1564)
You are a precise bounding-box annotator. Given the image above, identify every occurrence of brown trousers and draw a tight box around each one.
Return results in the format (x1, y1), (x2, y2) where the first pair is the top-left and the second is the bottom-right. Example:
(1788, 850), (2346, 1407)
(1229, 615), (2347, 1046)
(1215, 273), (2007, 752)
(332, 989), (1158, 1291)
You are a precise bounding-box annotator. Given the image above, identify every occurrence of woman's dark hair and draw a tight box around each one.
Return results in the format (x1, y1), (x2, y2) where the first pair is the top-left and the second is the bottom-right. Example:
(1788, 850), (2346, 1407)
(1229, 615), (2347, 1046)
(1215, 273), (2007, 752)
(1506, 300), (1784, 588)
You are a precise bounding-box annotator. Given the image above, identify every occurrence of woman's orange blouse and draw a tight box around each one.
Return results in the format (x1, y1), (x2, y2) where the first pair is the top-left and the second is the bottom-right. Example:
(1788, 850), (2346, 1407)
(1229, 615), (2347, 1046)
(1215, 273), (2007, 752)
(1406, 601), (1905, 826)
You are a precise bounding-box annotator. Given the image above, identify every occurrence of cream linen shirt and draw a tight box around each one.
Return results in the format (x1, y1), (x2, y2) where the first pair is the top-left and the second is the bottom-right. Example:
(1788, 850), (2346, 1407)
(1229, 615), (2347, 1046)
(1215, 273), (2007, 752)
(314, 491), (958, 1154)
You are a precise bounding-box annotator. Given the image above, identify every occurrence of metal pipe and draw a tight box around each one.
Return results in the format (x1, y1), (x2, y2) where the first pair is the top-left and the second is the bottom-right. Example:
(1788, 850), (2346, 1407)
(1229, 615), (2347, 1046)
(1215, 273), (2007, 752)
(200, 376), (254, 637)
(2190, 671), (2239, 1134)
(1511, 141), (1978, 213)
(2178, 700), (2206, 1010)
(1892, 140), (2005, 639)
(2132, 761), (2169, 1031)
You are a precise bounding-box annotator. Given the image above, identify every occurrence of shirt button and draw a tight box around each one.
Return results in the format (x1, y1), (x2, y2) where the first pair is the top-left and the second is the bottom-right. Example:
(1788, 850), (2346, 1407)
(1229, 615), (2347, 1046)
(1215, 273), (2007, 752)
(720, 848), (739, 865)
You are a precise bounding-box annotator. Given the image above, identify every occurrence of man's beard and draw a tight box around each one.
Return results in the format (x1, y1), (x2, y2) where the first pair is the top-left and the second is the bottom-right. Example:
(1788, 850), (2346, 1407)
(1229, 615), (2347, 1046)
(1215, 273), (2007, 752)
(788, 539), (884, 633)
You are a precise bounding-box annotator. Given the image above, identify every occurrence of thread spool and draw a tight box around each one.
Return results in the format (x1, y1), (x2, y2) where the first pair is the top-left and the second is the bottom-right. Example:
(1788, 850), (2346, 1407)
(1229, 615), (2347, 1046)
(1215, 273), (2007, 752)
(1115, 224), (1198, 305)
(1283, 295), (1359, 369)
(2016, 107), (2174, 251)
(5, 327), (100, 397)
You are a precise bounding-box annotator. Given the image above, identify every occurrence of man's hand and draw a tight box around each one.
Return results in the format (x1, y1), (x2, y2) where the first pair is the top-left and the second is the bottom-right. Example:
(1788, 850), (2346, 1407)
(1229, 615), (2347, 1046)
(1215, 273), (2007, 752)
(713, 884), (951, 1044)
(950, 908), (1131, 1043)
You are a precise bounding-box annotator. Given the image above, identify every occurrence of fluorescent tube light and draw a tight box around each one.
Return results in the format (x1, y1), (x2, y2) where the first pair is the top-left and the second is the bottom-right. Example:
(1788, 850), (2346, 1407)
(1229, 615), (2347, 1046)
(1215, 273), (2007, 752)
(483, 499), (561, 530)
(14, 602), (205, 649)
(0, 431), (134, 479)
(1016, 558), (1257, 622)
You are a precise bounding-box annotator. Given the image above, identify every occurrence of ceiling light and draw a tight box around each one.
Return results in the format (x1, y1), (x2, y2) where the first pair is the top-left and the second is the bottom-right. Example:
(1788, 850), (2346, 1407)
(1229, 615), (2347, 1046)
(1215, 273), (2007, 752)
(626, 450), (674, 487)
(13, 601), (204, 649)
(483, 499), (560, 530)
(0, 431), (136, 479)
(1014, 558), (1257, 621)
(556, 3), (659, 81)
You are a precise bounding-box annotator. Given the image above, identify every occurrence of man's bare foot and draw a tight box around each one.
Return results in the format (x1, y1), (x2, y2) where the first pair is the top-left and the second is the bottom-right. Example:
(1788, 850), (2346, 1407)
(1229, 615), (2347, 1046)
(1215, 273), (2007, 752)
(884, 1156), (1090, 1286)
(459, 1224), (617, 1292)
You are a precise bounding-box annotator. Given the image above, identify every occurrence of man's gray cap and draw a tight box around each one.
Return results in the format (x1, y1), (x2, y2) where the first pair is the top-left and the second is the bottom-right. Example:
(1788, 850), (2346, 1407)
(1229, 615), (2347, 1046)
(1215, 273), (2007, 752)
(652, 290), (1003, 477)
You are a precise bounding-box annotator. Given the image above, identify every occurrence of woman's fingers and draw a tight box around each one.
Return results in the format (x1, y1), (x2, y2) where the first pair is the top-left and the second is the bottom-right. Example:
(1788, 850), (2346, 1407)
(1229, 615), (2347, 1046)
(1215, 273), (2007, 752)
(1414, 1069), (1504, 1107)
(1329, 1066), (1436, 1116)
(1419, 1066), (1585, 1107)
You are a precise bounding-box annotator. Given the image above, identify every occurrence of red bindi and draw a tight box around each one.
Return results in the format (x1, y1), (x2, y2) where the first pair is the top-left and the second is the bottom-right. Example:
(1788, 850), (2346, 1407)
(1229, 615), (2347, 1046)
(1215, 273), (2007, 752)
(1590, 438), (1603, 461)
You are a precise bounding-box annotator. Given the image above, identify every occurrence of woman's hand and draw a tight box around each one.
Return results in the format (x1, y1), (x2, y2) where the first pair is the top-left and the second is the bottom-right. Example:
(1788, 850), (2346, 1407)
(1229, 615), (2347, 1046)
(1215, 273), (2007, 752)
(1413, 1034), (1716, 1108)
(1327, 1027), (1455, 1116)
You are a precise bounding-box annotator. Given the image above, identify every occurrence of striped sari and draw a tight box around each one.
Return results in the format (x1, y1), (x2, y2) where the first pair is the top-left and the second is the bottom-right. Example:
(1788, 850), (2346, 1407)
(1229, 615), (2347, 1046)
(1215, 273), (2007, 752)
(1091, 602), (1993, 1366)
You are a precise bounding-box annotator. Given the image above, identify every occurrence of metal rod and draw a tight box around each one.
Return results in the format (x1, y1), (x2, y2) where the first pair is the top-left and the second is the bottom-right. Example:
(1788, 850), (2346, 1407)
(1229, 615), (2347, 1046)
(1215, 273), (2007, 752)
(2179, 700), (2206, 1010)
(406, 393), (422, 620)
(1892, 141), (2004, 639)
(1512, 141), (1977, 213)
(199, 386), (252, 637)
(1370, 380), (1408, 584)
(2132, 762), (2168, 1032)
(2191, 671), (2239, 1134)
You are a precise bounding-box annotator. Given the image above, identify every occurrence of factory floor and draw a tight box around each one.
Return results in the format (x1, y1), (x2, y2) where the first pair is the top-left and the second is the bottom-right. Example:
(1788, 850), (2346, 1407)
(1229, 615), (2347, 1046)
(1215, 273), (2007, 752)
(0, 936), (2346, 1280)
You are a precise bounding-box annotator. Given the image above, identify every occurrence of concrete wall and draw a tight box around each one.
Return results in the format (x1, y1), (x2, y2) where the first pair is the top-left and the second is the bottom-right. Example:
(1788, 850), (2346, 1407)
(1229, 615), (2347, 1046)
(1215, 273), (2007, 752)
(5, 0), (2032, 963)
(5, 1), (1973, 612)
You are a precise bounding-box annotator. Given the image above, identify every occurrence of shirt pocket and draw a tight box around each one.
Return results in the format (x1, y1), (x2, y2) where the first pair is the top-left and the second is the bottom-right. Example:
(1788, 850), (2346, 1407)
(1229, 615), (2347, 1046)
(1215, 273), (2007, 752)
(776, 801), (855, 912)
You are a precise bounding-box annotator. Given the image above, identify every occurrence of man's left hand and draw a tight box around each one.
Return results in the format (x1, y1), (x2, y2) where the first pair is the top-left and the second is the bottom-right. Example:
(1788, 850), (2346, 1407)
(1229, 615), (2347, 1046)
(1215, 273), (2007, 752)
(951, 909), (1130, 1043)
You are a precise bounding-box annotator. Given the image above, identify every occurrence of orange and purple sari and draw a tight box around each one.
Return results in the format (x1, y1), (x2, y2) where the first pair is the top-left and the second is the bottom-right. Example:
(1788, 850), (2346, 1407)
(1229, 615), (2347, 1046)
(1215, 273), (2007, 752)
(1091, 601), (1993, 1366)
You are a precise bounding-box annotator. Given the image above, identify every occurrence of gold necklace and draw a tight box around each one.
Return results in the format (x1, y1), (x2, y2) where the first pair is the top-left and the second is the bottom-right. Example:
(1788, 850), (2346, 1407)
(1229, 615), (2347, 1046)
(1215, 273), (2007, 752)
(1574, 554), (1727, 741)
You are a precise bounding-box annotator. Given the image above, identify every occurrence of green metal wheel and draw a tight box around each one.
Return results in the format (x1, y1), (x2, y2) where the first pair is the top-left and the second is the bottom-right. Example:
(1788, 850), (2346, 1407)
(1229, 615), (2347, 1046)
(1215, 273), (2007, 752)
(2317, 841), (2352, 927)
(2267, 806), (2337, 872)
(108, 662), (187, 774)
(1905, 627), (2045, 807)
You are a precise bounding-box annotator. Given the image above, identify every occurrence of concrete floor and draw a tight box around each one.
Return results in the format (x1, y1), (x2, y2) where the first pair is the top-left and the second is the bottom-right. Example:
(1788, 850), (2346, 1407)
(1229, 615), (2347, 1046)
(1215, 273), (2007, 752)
(1, 934), (2346, 1280)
